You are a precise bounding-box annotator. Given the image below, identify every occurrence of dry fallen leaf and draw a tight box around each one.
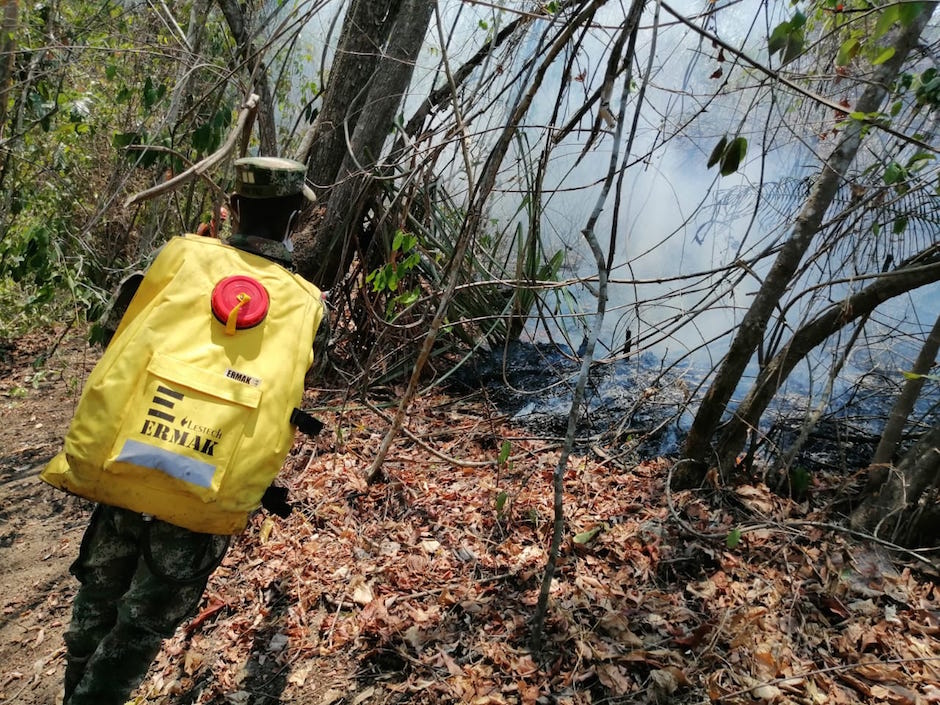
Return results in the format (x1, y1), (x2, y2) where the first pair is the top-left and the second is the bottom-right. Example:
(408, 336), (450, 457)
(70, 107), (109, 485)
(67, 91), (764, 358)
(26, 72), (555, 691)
(752, 683), (782, 700)
(596, 663), (632, 696)
(67, 395), (932, 705)
(287, 662), (312, 687)
(351, 581), (374, 606)
(650, 668), (678, 695)
(318, 688), (344, 705)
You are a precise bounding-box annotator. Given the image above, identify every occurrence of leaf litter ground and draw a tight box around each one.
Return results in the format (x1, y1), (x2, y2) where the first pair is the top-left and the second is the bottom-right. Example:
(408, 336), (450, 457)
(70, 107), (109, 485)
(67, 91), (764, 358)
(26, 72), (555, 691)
(0, 329), (937, 705)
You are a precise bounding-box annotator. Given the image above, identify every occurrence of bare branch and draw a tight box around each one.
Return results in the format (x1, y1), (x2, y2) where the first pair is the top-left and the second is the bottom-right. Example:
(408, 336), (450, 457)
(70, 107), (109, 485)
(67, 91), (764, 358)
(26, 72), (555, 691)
(123, 93), (259, 209)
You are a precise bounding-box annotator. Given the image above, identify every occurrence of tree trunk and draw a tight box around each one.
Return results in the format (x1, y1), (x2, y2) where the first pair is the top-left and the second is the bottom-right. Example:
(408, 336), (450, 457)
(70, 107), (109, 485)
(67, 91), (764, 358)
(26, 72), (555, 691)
(396, 9), (532, 147)
(297, 0), (400, 196)
(296, 0), (433, 288)
(676, 4), (936, 487)
(851, 422), (940, 545)
(216, 0), (278, 155)
(165, 0), (211, 131)
(713, 252), (940, 473)
(871, 310), (940, 466)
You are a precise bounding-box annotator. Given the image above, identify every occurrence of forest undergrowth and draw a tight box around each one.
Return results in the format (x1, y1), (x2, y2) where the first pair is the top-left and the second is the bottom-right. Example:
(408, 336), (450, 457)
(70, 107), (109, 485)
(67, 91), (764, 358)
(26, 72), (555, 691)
(0, 329), (937, 705)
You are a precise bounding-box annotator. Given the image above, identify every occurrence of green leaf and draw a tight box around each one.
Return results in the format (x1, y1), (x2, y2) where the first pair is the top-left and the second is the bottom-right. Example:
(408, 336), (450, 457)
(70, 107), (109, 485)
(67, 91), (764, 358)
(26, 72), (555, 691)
(907, 152), (935, 170)
(396, 288), (419, 307)
(836, 37), (859, 66)
(915, 69), (940, 107)
(892, 216), (908, 234)
(192, 123), (213, 152)
(898, 2), (925, 25)
(719, 136), (747, 176)
(707, 135), (728, 168)
(726, 528), (742, 549)
(874, 5), (900, 38)
(782, 29), (805, 64)
(574, 526), (604, 545)
(142, 77), (156, 109)
(495, 491), (508, 514)
(498, 440), (511, 465)
(112, 131), (139, 148)
(790, 466), (811, 495)
(768, 21), (791, 56)
(872, 47), (896, 65)
(213, 107), (232, 129)
(883, 161), (904, 184)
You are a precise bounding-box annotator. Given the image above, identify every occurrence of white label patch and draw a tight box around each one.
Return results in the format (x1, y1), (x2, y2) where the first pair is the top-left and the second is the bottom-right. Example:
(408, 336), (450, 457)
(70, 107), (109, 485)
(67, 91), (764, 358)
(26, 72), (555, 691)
(225, 368), (262, 387)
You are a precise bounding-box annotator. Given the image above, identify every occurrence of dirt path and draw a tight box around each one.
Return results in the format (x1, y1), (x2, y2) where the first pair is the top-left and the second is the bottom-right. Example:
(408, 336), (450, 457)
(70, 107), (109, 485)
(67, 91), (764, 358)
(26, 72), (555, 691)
(0, 328), (97, 705)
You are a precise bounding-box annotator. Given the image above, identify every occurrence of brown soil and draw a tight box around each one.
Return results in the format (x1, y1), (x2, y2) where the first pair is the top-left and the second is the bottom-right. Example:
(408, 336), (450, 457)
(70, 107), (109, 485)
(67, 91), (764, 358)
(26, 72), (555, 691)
(0, 327), (96, 705)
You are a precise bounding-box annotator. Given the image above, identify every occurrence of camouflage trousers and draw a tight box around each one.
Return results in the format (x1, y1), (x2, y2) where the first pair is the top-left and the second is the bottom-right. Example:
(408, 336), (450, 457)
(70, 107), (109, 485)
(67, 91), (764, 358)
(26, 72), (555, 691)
(63, 505), (229, 705)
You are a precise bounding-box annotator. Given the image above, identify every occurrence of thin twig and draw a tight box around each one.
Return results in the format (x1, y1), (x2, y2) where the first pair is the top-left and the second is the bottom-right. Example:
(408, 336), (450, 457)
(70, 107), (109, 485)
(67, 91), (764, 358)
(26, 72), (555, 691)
(714, 656), (940, 703)
(788, 520), (939, 570)
(659, 0), (938, 154)
(124, 144), (228, 201)
(361, 397), (556, 469)
(664, 461), (939, 570)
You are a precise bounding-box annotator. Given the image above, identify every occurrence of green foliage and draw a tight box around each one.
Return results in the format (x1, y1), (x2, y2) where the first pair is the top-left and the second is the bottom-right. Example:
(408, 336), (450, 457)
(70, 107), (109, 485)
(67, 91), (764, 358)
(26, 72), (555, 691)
(366, 229), (423, 318)
(881, 152), (934, 195)
(913, 68), (939, 109)
(725, 528), (742, 549)
(706, 135), (748, 176)
(498, 440), (512, 467)
(0, 277), (61, 341)
(833, 1), (928, 68)
(192, 106), (234, 157)
(0, 0), (241, 336)
(836, 34), (861, 67)
(871, 46), (896, 66)
(573, 526), (604, 545)
(494, 490), (509, 518)
(768, 11), (806, 64)
(408, 176), (565, 349)
(706, 136), (728, 168)
(790, 466), (812, 496)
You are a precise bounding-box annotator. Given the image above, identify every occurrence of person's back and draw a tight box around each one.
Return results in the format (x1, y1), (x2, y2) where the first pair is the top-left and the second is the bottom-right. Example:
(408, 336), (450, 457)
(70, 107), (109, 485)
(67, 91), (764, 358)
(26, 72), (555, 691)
(45, 157), (324, 705)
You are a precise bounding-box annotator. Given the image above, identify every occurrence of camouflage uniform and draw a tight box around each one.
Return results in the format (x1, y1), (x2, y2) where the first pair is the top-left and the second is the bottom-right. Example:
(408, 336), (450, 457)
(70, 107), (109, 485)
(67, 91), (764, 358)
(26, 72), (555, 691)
(62, 157), (319, 705)
(64, 507), (228, 705)
(230, 155), (316, 202)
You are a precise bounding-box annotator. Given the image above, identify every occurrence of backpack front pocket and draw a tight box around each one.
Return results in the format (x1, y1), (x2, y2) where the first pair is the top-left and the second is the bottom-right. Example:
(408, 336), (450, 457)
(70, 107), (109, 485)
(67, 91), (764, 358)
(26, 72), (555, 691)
(106, 353), (262, 501)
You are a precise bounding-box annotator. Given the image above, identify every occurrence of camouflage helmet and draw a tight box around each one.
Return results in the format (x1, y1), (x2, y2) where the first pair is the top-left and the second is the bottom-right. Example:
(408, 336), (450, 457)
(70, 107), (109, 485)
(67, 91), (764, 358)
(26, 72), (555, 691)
(233, 156), (316, 202)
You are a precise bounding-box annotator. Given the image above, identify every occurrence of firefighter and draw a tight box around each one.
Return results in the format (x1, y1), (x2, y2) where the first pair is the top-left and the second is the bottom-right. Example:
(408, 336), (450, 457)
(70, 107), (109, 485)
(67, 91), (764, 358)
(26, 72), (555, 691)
(45, 157), (324, 705)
